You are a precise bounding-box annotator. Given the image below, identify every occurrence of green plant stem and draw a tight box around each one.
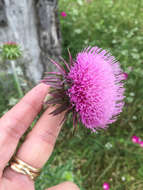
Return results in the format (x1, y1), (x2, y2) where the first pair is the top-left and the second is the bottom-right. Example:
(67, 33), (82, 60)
(10, 60), (23, 98)
(96, 155), (117, 183)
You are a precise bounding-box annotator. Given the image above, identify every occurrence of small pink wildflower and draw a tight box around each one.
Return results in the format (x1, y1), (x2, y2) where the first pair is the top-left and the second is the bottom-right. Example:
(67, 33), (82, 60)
(61, 12), (67, 17)
(132, 136), (140, 144)
(103, 182), (110, 190)
(139, 141), (143, 147)
(123, 72), (128, 80)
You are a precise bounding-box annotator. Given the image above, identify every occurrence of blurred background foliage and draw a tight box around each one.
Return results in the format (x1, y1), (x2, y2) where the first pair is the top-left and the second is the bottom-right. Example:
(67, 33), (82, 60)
(0, 0), (143, 189)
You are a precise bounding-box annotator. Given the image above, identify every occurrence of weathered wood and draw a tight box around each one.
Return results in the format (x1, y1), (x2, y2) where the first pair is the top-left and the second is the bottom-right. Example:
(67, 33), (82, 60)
(0, 0), (61, 86)
(0, 0), (8, 26)
(35, 0), (62, 75)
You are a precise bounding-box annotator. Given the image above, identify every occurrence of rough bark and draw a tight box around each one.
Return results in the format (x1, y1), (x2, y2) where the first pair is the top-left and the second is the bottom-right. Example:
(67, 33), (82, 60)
(36, 0), (61, 75)
(0, 0), (7, 26)
(0, 0), (61, 86)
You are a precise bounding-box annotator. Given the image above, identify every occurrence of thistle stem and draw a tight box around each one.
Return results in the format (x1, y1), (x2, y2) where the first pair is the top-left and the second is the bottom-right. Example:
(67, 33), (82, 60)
(10, 60), (23, 98)
(96, 155), (117, 183)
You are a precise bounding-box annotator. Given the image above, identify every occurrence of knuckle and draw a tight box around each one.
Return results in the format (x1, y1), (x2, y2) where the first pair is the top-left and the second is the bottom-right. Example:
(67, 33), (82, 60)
(22, 99), (39, 114)
(37, 130), (57, 146)
(4, 116), (26, 140)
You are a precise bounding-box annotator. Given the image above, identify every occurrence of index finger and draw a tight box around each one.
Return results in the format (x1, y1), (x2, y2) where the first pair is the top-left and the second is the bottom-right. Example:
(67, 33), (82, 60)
(0, 83), (49, 176)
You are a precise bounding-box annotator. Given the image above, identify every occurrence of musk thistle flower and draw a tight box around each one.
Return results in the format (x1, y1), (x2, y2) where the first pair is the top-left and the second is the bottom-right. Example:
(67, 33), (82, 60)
(41, 46), (125, 132)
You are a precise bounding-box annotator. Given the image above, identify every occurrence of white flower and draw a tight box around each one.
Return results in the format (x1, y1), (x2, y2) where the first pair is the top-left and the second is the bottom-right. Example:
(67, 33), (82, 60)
(105, 142), (112, 150)
(121, 176), (126, 181)
(129, 92), (135, 97)
(132, 116), (137, 120)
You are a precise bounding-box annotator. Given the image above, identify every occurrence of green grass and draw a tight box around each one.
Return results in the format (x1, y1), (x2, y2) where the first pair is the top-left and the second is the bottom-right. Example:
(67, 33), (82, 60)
(0, 72), (19, 116)
(0, 0), (143, 189)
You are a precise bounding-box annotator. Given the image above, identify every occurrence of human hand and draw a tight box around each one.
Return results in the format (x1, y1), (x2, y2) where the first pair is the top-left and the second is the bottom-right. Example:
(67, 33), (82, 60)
(0, 83), (80, 190)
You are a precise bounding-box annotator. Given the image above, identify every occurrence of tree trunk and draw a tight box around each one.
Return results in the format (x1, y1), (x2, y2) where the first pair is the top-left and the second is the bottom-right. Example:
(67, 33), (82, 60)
(0, 0), (61, 87)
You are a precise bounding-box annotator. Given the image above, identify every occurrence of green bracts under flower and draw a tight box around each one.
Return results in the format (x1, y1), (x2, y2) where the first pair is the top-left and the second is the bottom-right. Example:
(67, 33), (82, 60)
(1, 42), (22, 60)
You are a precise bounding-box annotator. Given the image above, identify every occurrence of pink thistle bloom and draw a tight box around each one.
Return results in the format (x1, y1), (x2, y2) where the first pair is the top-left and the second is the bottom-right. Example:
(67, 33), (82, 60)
(61, 12), (67, 17)
(123, 72), (128, 80)
(4, 42), (17, 45)
(132, 136), (140, 144)
(42, 46), (125, 132)
(103, 182), (110, 190)
(139, 141), (143, 147)
(67, 47), (125, 131)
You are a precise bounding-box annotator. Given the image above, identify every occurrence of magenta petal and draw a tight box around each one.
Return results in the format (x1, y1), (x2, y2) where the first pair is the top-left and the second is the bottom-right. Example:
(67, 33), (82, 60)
(132, 136), (140, 144)
(139, 141), (143, 147)
(103, 182), (110, 190)
(123, 72), (128, 80)
(61, 11), (67, 17)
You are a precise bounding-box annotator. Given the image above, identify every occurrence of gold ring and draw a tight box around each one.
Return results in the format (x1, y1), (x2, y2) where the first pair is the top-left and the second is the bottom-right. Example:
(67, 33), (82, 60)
(10, 156), (41, 181)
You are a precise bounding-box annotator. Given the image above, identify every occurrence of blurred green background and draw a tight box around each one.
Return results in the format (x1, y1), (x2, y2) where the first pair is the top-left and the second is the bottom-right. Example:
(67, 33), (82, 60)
(1, 0), (143, 189)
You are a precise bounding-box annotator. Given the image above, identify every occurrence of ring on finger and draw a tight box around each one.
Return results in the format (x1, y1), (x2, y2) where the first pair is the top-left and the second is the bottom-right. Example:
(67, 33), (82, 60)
(10, 156), (41, 181)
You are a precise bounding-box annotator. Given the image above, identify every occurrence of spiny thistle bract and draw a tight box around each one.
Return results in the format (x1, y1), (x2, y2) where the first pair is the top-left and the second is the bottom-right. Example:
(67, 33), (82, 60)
(41, 46), (125, 132)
